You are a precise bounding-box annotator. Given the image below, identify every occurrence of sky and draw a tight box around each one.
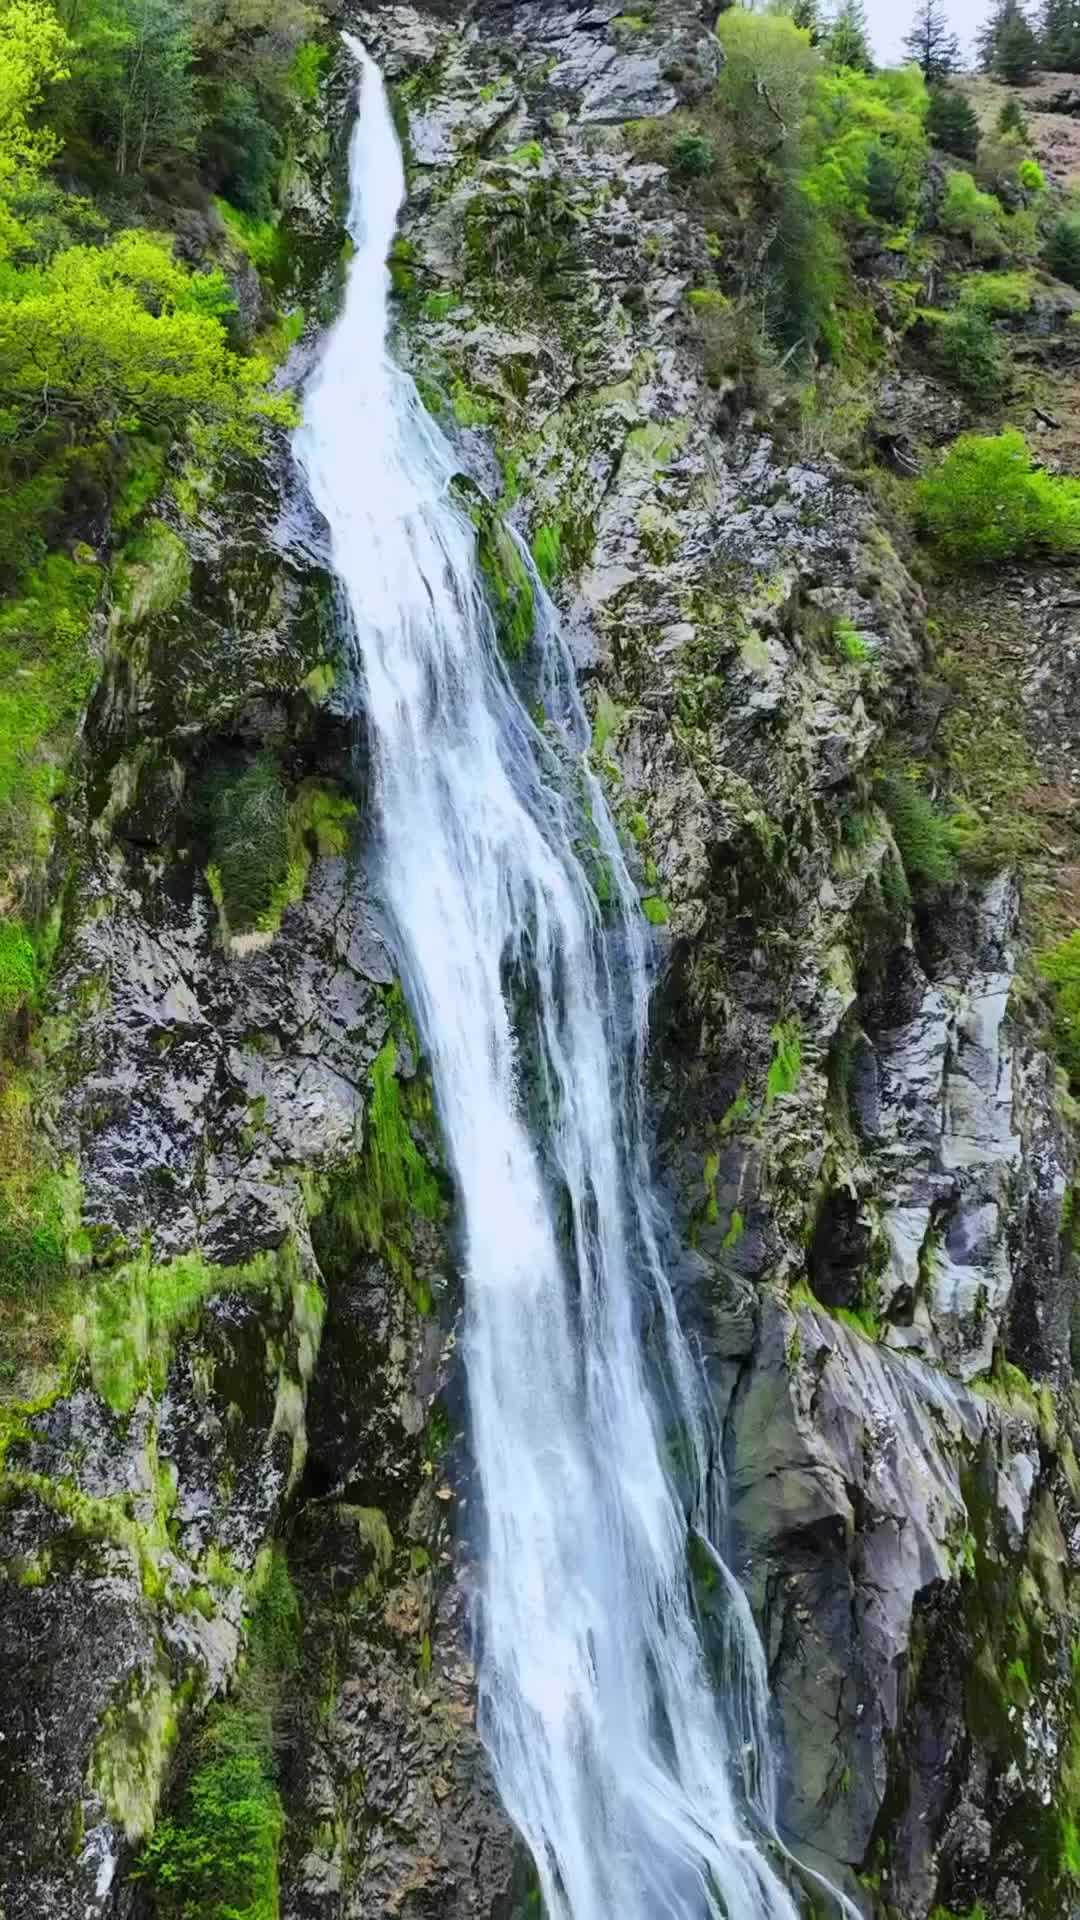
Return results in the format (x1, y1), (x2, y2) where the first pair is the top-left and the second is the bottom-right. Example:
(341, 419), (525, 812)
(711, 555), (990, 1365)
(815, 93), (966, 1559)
(864, 0), (984, 67)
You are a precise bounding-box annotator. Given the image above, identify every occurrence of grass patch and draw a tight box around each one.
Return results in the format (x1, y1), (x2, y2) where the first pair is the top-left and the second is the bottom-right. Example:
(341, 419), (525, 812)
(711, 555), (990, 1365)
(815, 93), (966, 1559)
(876, 773), (958, 900)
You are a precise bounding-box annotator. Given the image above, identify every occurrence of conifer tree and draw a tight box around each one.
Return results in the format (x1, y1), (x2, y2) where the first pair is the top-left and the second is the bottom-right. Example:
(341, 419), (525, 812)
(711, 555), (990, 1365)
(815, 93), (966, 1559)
(927, 83), (981, 154)
(791, 0), (823, 43)
(978, 0), (1040, 81)
(825, 0), (874, 69)
(903, 0), (962, 82)
(1039, 0), (1080, 69)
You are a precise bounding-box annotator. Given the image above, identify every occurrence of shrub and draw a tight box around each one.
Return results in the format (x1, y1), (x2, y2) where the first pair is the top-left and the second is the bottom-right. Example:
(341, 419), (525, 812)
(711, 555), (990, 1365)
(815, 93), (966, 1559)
(669, 132), (715, 181)
(940, 169), (1012, 259)
(957, 268), (1033, 312)
(929, 305), (1011, 399)
(1046, 214), (1080, 288)
(1018, 155), (1046, 192)
(996, 96), (1028, 137)
(138, 1703), (282, 1919)
(927, 86), (980, 162)
(1041, 931), (1080, 1084)
(877, 775), (957, 898)
(915, 429), (1080, 565)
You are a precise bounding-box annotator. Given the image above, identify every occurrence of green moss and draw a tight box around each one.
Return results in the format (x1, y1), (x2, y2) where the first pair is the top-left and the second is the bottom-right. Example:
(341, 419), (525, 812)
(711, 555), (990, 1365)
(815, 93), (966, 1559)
(113, 437), (169, 530)
(203, 759), (356, 940)
(214, 196), (283, 277)
(204, 753), (290, 936)
(641, 895), (670, 926)
(533, 522), (563, 585)
(721, 1208), (745, 1252)
(475, 509), (536, 661)
(833, 615), (867, 663)
(83, 1239), (305, 1416)
(765, 1016), (802, 1109)
(423, 291), (455, 319)
(310, 1026), (443, 1317)
(1041, 932), (1080, 1085)
(591, 687), (623, 762)
(0, 921), (37, 1014)
(113, 521), (191, 628)
(91, 1661), (180, 1845)
(0, 550), (102, 879)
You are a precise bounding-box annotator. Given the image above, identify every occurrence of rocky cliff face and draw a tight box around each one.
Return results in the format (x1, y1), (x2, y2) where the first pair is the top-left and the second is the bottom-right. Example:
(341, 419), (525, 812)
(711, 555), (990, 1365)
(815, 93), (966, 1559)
(2, 5), (1079, 1920)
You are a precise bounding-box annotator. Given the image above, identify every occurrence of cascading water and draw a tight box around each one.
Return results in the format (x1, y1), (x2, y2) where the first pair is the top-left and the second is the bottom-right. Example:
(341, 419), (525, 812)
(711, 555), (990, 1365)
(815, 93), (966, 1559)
(296, 46), (817, 1920)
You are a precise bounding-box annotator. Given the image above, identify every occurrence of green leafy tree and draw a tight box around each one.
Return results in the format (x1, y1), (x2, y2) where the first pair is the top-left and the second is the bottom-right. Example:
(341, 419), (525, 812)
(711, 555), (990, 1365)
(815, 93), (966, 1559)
(978, 0), (1040, 80)
(715, 6), (821, 169)
(0, 228), (294, 447)
(927, 84), (980, 156)
(804, 65), (928, 223)
(940, 166), (1014, 253)
(825, 0), (875, 69)
(0, 0), (71, 255)
(57, 0), (198, 175)
(903, 0), (962, 81)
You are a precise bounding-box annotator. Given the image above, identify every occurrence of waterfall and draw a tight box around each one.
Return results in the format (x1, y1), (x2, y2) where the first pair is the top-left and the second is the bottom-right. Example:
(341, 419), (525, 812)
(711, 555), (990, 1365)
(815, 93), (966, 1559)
(295, 46), (811, 1920)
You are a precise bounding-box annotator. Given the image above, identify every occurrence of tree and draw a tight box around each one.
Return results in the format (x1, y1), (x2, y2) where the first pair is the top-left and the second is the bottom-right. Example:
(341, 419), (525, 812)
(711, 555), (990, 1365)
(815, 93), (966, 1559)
(825, 0), (875, 68)
(1046, 212), (1080, 282)
(978, 0), (1040, 81)
(903, 0), (961, 81)
(866, 142), (908, 218)
(1039, 0), (1080, 68)
(0, 230), (294, 447)
(0, 0), (71, 255)
(927, 83), (981, 155)
(996, 93), (1029, 130)
(790, 0), (823, 41)
(59, 0), (198, 175)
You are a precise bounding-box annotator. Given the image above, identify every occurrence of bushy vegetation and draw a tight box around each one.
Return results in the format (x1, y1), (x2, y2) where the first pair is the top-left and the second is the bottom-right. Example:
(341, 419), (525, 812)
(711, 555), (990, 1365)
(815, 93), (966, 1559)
(0, 0), (314, 937)
(929, 304), (1012, 398)
(877, 774), (958, 899)
(137, 1547), (299, 1919)
(915, 430), (1080, 565)
(711, 10), (930, 355)
(940, 170), (1017, 262)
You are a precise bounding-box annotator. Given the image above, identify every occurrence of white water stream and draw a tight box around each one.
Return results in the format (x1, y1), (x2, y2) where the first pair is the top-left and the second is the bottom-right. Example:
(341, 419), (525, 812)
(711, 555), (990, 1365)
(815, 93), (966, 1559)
(296, 47), (816, 1920)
